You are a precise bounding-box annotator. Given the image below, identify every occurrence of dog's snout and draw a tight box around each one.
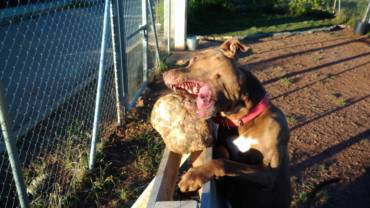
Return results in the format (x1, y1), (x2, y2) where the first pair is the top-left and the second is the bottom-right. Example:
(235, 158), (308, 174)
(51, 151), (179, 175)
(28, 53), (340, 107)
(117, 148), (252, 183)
(163, 68), (187, 85)
(162, 70), (176, 85)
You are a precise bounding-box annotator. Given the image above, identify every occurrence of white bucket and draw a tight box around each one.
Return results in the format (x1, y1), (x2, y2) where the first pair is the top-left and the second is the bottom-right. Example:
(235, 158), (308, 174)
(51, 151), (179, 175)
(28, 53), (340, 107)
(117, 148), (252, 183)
(186, 35), (198, 51)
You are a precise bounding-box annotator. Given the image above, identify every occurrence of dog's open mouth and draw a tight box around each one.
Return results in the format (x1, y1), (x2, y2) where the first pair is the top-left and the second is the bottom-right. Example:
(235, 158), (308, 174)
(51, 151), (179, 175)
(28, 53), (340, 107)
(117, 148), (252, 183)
(167, 80), (215, 119)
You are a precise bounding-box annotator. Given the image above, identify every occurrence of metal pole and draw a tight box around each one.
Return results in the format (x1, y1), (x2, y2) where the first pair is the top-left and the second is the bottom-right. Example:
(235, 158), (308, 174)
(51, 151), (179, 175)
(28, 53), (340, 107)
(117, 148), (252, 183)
(338, 0), (341, 16)
(0, 84), (29, 208)
(147, 0), (161, 64)
(332, 0), (337, 13)
(142, 0), (149, 82)
(167, 0), (171, 53)
(110, 0), (128, 126)
(361, 0), (370, 23)
(89, 0), (111, 170)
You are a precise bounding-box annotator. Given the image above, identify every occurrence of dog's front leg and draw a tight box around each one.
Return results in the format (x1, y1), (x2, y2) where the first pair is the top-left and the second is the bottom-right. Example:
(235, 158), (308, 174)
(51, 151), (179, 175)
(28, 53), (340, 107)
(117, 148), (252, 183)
(179, 158), (276, 192)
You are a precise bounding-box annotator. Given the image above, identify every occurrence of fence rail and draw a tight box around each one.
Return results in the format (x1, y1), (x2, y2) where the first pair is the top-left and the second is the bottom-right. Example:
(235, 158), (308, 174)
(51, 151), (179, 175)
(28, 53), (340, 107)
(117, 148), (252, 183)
(0, 0), (164, 207)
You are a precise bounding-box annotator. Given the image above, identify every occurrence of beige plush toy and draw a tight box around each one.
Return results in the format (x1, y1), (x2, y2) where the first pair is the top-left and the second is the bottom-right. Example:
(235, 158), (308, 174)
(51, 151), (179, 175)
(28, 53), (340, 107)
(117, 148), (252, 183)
(150, 93), (212, 154)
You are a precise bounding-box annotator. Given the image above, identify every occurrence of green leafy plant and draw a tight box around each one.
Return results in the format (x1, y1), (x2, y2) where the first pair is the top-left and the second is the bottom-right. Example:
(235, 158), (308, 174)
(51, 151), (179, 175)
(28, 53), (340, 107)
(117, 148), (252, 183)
(280, 77), (292, 87)
(286, 115), (298, 125)
(289, 0), (333, 16)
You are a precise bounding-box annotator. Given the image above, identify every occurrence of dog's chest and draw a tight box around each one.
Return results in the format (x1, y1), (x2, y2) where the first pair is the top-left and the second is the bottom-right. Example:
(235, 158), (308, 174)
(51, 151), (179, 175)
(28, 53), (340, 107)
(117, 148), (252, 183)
(226, 135), (262, 163)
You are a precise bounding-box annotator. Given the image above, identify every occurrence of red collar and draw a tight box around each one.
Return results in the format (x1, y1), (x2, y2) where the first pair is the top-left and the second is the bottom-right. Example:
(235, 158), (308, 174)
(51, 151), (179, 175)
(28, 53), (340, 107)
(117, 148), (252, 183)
(213, 96), (270, 127)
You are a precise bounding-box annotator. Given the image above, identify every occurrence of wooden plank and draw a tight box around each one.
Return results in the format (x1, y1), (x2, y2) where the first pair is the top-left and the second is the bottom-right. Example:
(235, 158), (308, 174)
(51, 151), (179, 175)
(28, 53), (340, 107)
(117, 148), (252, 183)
(145, 121), (220, 208)
(132, 154), (190, 208)
(147, 148), (182, 208)
(154, 200), (198, 208)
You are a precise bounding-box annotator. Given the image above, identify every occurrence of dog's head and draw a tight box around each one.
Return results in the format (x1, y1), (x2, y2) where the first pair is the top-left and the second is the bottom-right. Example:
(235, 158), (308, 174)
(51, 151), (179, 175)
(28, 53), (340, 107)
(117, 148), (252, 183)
(163, 39), (251, 119)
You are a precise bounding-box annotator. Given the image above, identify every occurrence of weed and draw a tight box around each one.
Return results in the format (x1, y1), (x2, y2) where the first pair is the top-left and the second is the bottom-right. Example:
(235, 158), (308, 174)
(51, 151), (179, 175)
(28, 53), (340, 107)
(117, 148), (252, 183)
(331, 93), (347, 107)
(118, 187), (130, 202)
(280, 77), (292, 87)
(335, 98), (347, 107)
(24, 121), (90, 207)
(153, 57), (169, 76)
(298, 191), (309, 204)
(313, 53), (324, 61)
(69, 127), (164, 207)
(286, 115), (297, 126)
(158, 58), (169, 72)
(155, 0), (165, 24)
(134, 133), (164, 176)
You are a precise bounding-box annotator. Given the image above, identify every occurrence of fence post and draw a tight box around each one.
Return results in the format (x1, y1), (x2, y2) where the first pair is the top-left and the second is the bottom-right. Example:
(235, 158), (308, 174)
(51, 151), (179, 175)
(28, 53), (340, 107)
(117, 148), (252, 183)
(361, 0), (370, 23)
(338, 0), (341, 16)
(89, 0), (111, 170)
(147, 0), (161, 64)
(110, 0), (128, 126)
(142, 0), (149, 82)
(0, 84), (29, 208)
(166, 0), (171, 53)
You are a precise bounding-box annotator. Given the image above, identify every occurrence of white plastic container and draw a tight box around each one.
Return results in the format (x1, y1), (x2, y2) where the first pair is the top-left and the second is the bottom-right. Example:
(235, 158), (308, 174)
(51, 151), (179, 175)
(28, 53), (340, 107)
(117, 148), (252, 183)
(186, 35), (198, 51)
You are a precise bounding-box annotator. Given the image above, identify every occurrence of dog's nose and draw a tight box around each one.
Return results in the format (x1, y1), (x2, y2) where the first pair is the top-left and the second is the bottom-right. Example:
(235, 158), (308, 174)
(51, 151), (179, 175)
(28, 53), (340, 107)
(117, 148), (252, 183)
(162, 71), (171, 82)
(163, 70), (179, 84)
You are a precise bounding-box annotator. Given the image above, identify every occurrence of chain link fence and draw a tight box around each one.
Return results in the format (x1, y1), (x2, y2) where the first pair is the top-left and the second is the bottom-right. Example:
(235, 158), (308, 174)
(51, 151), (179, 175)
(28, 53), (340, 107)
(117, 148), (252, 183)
(0, 0), (164, 207)
(338, 0), (370, 25)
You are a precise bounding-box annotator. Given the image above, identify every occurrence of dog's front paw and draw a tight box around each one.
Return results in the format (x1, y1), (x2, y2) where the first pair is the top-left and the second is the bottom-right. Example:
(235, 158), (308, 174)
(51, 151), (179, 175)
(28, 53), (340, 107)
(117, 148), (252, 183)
(178, 167), (210, 192)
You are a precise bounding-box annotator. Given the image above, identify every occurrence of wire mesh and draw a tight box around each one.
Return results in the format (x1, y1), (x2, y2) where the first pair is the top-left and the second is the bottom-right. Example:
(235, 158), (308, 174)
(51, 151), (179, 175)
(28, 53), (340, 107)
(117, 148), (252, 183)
(1, 0), (166, 206)
(0, 0), (116, 206)
(150, 0), (168, 56)
(123, 0), (144, 104)
(339, 0), (370, 24)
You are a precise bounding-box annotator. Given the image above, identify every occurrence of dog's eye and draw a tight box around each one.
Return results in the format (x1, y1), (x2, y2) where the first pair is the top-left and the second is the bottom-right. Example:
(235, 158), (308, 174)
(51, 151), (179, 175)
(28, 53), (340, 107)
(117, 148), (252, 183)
(188, 57), (197, 67)
(215, 73), (221, 79)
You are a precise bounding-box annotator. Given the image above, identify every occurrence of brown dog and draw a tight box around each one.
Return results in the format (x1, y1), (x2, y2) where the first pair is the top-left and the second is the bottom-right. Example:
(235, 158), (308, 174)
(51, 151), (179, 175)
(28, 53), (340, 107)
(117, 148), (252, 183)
(163, 39), (291, 208)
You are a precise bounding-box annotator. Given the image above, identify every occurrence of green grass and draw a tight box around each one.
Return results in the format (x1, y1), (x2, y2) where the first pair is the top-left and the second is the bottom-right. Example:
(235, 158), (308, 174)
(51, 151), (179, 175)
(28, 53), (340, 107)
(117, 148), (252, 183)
(188, 11), (340, 37)
(66, 127), (164, 207)
(154, 57), (169, 74)
(23, 121), (91, 207)
(155, 0), (165, 24)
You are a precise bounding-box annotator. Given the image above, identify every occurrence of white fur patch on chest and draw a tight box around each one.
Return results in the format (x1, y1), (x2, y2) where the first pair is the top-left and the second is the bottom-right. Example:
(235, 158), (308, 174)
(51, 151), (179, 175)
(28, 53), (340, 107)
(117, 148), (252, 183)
(227, 136), (259, 158)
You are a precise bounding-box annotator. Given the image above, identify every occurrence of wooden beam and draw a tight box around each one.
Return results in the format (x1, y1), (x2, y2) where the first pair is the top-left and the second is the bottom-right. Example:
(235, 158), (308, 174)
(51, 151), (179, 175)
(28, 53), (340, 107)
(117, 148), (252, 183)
(154, 200), (198, 208)
(132, 154), (190, 208)
(147, 149), (182, 207)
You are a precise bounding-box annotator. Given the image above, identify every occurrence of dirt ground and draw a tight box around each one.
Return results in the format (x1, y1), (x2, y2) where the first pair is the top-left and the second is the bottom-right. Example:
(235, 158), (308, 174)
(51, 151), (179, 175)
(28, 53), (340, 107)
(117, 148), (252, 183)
(80, 28), (370, 207)
(239, 28), (370, 207)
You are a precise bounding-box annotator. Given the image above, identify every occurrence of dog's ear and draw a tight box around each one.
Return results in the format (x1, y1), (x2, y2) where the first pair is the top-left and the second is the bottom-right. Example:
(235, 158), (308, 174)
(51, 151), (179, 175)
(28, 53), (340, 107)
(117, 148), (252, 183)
(219, 38), (251, 59)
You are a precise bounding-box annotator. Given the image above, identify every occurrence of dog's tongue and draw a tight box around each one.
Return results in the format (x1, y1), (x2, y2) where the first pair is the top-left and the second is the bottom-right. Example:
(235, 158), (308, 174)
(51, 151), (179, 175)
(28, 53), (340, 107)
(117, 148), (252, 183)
(196, 86), (212, 118)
